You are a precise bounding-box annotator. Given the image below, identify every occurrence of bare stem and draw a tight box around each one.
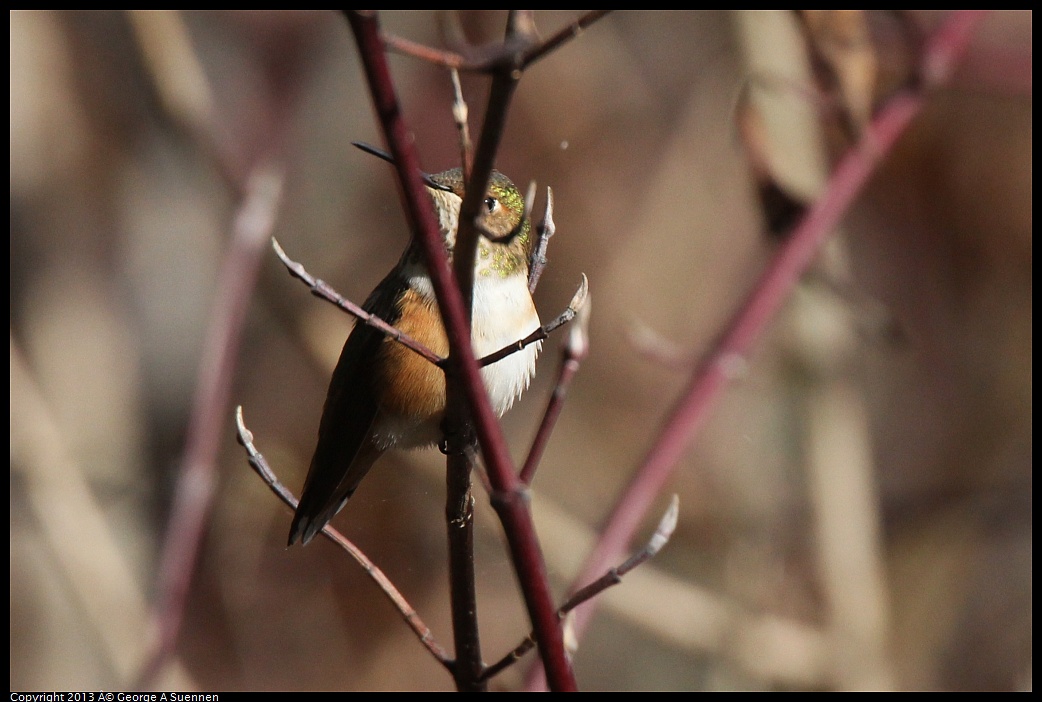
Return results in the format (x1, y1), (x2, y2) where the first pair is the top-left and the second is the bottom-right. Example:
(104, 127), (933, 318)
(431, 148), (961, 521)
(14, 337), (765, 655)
(520, 291), (591, 486)
(383, 10), (613, 73)
(235, 408), (452, 667)
(528, 186), (555, 294)
(271, 237), (443, 365)
(483, 495), (679, 681)
(449, 68), (473, 180)
(446, 445), (485, 690)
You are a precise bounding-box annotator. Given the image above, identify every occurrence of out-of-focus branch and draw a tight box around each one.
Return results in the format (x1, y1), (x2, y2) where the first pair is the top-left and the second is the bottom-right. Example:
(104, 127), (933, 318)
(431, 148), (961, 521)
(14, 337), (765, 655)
(10, 338), (195, 689)
(525, 8), (990, 691)
(136, 165), (284, 690)
(127, 10), (244, 194)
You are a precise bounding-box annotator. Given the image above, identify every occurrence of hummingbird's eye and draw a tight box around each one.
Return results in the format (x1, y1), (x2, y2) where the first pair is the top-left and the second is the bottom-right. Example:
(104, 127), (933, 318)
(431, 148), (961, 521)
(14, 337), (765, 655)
(483, 197), (498, 214)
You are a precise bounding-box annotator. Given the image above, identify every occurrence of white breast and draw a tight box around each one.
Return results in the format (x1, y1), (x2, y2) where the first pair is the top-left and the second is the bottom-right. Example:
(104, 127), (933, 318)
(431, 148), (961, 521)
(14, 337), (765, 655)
(471, 273), (542, 417)
(406, 266), (540, 417)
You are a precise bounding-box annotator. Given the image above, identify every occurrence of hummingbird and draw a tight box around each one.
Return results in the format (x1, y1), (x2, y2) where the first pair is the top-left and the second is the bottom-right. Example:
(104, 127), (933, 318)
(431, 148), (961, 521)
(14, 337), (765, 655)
(288, 165), (542, 546)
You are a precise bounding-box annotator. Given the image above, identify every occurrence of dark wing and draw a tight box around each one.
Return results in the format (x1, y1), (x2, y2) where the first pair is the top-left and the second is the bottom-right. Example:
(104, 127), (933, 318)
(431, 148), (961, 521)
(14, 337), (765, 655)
(287, 269), (406, 546)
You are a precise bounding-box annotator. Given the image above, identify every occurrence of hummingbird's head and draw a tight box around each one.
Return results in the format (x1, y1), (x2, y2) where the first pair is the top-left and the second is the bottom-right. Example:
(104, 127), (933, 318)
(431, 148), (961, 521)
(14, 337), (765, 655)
(351, 143), (532, 279)
(426, 168), (531, 279)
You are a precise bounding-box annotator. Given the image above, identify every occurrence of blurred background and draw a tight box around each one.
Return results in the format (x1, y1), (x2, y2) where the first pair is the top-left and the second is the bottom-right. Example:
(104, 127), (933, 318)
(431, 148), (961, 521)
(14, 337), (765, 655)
(9, 11), (1031, 691)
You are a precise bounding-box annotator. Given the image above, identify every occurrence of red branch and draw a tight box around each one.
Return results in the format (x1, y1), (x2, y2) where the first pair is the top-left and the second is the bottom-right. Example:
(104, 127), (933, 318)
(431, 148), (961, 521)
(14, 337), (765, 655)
(346, 11), (577, 692)
(136, 165), (284, 689)
(525, 8), (990, 691)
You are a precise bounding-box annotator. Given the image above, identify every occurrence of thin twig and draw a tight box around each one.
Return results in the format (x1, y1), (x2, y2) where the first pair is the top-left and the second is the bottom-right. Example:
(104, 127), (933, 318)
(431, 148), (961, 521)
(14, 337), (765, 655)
(271, 237), (443, 365)
(382, 32), (468, 70)
(450, 68), (473, 180)
(382, 11), (613, 73)
(520, 290), (591, 486)
(482, 496), (679, 681)
(478, 273), (588, 368)
(235, 407), (453, 667)
(528, 187), (554, 294)
(520, 11), (613, 68)
(275, 234), (577, 373)
(566, 495), (679, 606)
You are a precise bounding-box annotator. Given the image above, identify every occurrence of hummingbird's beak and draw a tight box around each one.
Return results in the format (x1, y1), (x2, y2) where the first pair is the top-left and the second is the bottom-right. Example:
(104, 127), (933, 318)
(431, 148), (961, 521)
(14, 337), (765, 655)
(352, 141), (453, 192)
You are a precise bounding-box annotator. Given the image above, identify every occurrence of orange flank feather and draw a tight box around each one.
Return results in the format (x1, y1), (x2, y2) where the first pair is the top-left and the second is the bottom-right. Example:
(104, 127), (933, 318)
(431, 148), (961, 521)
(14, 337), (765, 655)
(377, 288), (449, 421)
